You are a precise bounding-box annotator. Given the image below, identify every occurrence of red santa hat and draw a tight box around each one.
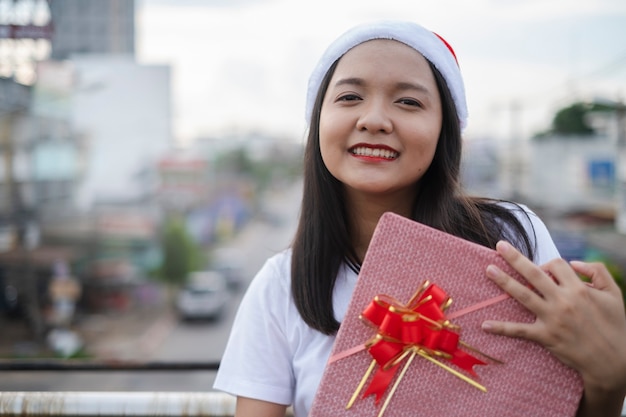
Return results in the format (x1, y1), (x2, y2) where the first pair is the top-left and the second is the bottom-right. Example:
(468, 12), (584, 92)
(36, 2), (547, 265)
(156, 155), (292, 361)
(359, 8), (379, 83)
(305, 20), (468, 131)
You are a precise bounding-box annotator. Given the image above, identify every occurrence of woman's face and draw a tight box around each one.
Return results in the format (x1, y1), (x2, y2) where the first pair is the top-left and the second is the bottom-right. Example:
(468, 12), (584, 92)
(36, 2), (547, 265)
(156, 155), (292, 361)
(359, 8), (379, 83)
(319, 39), (442, 199)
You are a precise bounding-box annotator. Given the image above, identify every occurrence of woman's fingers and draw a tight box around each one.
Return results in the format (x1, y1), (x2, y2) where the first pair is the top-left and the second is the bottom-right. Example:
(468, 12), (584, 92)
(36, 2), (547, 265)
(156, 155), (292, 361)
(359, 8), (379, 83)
(481, 316), (538, 341)
(484, 263), (544, 314)
(481, 240), (582, 345)
(481, 250), (544, 342)
(481, 240), (626, 415)
(482, 244), (626, 402)
(492, 241), (558, 296)
(570, 260), (621, 293)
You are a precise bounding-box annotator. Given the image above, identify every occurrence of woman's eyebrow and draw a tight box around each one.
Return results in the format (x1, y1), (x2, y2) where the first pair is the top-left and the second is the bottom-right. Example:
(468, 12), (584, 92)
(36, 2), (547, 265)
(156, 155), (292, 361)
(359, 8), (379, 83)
(395, 81), (431, 94)
(333, 78), (431, 95)
(333, 77), (365, 88)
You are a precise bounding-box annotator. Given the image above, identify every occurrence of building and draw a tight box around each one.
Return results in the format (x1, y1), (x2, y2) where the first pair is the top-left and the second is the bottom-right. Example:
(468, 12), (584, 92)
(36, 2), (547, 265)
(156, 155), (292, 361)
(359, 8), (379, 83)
(463, 108), (626, 271)
(67, 54), (172, 208)
(48, 0), (135, 60)
(1, 0), (171, 328)
(527, 134), (616, 214)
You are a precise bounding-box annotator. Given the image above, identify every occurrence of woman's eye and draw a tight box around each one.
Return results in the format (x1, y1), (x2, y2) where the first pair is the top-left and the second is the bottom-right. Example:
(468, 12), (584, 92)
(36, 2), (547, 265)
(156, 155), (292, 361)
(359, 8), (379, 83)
(397, 98), (422, 107)
(337, 93), (361, 102)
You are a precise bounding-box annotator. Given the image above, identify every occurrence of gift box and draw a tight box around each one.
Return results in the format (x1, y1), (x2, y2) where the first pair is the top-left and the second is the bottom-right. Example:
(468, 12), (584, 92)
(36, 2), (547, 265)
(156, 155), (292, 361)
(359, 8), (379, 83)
(309, 212), (583, 417)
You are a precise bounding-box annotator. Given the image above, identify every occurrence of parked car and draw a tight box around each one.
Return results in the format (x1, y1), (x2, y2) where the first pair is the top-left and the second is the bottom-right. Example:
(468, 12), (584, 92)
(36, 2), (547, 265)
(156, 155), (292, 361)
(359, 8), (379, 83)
(175, 271), (229, 321)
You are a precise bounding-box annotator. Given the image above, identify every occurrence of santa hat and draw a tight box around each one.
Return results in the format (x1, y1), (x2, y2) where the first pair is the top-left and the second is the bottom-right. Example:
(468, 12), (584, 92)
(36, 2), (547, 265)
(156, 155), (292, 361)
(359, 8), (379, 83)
(305, 20), (468, 130)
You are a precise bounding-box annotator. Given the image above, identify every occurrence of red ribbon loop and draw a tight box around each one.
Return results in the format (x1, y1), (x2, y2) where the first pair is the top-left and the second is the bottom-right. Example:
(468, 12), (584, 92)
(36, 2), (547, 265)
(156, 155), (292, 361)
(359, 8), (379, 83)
(359, 282), (487, 403)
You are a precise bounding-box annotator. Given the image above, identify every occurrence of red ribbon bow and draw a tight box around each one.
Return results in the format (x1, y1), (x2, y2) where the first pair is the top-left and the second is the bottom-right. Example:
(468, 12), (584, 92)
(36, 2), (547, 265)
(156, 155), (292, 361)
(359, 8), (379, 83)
(358, 281), (487, 404)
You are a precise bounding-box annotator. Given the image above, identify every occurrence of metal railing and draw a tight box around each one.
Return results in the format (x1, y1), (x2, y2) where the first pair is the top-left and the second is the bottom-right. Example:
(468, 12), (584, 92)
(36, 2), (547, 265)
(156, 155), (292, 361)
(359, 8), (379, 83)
(0, 360), (231, 416)
(0, 390), (623, 417)
(0, 361), (621, 416)
(0, 360), (296, 416)
(0, 391), (236, 416)
(0, 360), (220, 372)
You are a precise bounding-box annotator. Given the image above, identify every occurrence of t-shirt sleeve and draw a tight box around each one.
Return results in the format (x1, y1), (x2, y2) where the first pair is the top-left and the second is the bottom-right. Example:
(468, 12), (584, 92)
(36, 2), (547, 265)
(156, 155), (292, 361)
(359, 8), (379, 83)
(213, 255), (294, 406)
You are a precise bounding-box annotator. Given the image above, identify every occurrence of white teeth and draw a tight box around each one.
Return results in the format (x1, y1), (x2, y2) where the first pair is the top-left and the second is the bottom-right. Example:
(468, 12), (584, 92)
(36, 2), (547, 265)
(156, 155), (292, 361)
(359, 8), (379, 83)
(351, 146), (398, 159)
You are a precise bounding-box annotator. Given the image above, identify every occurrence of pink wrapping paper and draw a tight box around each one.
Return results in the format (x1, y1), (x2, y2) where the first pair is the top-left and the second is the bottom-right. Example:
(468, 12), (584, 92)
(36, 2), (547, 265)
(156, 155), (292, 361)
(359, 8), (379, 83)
(309, 212), (583, 417)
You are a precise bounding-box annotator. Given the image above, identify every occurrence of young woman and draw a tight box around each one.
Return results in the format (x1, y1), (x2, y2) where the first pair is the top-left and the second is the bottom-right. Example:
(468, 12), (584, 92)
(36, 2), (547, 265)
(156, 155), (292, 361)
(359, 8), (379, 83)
(213, 20), (626, 417)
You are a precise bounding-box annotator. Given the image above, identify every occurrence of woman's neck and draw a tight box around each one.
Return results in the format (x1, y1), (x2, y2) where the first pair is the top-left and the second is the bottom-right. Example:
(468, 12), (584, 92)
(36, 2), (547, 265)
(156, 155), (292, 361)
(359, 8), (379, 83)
(346, 189), (414, 263)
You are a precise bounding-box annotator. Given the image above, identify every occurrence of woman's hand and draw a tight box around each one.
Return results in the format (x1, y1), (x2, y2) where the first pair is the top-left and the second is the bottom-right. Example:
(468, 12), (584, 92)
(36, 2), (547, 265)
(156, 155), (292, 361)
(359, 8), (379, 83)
(481, 241), (626, 417)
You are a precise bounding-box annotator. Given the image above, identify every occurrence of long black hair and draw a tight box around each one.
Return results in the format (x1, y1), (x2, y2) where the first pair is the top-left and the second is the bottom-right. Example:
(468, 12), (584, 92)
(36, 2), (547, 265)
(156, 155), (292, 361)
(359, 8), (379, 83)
(291, 57), (535, 336)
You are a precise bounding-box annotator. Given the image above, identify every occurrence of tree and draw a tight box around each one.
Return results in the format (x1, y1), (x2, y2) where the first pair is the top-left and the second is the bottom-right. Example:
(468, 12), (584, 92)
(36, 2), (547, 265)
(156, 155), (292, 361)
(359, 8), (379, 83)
(158, 215), (204, 288)
(534, 100), (617, 138)
(552, 103), (594, 135)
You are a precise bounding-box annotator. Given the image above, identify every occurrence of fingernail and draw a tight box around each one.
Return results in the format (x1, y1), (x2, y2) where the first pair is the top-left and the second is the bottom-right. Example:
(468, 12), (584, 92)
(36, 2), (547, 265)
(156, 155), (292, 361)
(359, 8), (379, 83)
(481, 321), (493, 331)
(496, 241), (510, 253)
(486, 264), (499, 278)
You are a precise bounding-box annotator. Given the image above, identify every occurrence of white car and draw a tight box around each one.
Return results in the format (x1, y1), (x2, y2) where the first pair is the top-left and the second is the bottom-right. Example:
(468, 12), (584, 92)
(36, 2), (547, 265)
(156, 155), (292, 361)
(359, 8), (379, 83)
(175, 271), (229, 321)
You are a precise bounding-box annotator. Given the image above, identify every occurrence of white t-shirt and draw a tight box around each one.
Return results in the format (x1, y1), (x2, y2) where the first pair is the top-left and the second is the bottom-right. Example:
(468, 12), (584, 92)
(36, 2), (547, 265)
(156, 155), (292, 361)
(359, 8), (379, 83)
(213, 206), (560, 417)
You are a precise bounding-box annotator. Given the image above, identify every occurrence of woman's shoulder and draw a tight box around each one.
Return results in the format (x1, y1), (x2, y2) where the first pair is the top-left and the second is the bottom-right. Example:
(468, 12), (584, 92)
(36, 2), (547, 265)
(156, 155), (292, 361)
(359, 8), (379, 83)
(247, 248), (293, 294)
(493, 200), (545, 228)
(494, 200), (534, 215)
(493, 200), (560, 264)
(261, 248), (293, 270)
(231, 248), (295, 332)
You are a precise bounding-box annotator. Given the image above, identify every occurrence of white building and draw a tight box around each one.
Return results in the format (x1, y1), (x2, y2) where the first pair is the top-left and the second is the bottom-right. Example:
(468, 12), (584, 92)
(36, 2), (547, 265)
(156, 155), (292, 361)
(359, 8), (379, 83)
(462, 111), (621, 219)
(526, 134), (616, 214)
(462, 109), (625, 266)
(65, 54), (172, 208)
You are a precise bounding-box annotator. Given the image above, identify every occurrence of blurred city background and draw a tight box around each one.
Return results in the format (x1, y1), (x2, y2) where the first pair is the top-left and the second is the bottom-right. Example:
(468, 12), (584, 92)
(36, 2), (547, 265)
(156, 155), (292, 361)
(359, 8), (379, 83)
(0, 0), (625, 394)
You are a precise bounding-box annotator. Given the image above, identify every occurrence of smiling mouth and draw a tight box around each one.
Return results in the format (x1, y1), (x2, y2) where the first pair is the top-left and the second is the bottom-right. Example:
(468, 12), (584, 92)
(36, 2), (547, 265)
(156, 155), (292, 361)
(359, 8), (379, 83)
(349, 146), (399, 160)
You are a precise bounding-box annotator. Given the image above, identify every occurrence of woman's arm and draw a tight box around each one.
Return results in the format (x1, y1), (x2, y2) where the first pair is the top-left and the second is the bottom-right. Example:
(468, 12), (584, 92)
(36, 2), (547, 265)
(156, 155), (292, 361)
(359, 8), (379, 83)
(481, 241), (626, 417)
(235, 396), (287, 417)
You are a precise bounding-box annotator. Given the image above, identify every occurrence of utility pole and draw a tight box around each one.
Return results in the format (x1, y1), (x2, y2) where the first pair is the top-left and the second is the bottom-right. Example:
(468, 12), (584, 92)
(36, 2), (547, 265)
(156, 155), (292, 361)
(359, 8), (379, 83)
(0, 110), (17, 220)
(616, 100), (626, 234)
(508, 99), (523, 201)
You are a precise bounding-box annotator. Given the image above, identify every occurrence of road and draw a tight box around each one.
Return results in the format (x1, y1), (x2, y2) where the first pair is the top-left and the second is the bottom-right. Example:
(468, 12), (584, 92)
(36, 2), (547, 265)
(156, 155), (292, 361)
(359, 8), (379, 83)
(144, 182), (301, 390)
(0, 181), (302, 392)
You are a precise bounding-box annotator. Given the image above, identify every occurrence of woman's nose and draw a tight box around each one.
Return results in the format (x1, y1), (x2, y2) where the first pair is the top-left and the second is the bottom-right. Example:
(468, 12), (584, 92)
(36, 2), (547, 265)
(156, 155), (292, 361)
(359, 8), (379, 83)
(355, 99), (393, 133)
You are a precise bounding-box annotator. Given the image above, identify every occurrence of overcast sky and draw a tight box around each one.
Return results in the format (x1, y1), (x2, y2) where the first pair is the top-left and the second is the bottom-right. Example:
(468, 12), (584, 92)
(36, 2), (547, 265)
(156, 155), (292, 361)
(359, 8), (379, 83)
(135, 0), (626, 145)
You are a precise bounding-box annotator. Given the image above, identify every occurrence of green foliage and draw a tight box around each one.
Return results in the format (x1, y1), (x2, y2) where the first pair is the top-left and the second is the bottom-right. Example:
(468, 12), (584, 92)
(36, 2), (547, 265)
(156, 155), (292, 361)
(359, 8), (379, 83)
(552, 103), (594, 135)
(157, 215), (205, 287)
(214, 148), (255, 176)
(213, 144), (303, 193)
(533, 100), (619, 139)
